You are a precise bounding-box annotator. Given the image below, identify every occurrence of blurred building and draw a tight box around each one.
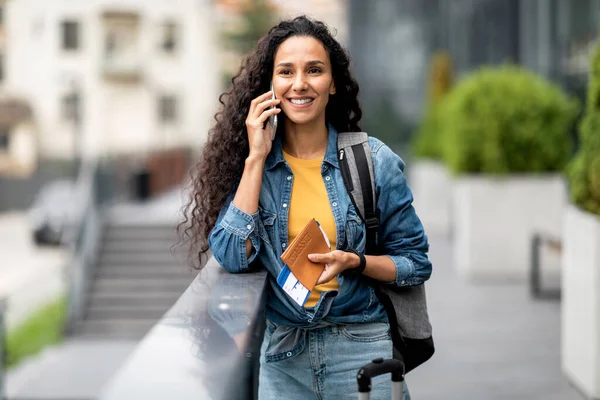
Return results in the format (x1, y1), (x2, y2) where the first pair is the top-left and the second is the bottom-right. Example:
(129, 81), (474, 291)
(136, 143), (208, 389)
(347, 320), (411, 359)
(215, 0), (349, 86)
(349, 0), (600, 148)
(0, 0), (36, 177)
(436, 0), (599, 101)
(3, 0), (220, 170)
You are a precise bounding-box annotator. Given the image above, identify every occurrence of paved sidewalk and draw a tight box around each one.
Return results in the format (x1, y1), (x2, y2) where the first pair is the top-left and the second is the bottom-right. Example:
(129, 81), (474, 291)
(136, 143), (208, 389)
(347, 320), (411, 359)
(6, 339), (137, 399)
(0, 212), (67, 329)
(407, 235), (582, 399)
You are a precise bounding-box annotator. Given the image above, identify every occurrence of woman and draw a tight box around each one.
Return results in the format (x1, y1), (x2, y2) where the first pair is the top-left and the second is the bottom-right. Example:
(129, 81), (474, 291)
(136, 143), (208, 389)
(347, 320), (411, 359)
(182, 16), (432, 400)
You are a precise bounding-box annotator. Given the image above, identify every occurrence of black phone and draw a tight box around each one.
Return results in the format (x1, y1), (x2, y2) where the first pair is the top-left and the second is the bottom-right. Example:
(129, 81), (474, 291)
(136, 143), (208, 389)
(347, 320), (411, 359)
(269, 82), (278, 140)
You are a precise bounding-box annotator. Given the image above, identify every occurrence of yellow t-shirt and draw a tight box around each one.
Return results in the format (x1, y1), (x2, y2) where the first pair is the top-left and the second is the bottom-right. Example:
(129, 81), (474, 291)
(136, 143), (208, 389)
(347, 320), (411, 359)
(283, 151), (339, 308)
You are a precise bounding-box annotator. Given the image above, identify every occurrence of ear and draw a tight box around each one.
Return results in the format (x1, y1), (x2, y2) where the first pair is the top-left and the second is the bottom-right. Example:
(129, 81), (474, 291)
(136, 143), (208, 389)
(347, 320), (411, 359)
(329, 82), (336, 95)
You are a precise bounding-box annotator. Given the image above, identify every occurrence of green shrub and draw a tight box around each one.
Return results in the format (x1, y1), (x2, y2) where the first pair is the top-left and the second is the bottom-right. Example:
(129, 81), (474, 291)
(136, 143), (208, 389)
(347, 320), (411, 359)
(440, 65), (579, 174)
(567, 42), (600, 216)
(412, 51), (454, 160)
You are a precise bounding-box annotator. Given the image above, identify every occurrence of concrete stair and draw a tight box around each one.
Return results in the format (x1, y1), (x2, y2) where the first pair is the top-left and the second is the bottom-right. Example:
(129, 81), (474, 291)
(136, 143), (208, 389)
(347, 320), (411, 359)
(74, 223), (197, 339)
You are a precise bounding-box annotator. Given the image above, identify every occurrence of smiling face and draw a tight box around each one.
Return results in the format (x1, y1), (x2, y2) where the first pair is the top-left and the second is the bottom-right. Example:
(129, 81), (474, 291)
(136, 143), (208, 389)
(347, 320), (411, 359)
(272, 35), (336, 128)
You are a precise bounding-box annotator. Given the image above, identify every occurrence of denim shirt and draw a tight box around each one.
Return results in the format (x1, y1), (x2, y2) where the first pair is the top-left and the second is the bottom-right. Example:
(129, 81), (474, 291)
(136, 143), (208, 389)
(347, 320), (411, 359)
(208, 125), (432, 361)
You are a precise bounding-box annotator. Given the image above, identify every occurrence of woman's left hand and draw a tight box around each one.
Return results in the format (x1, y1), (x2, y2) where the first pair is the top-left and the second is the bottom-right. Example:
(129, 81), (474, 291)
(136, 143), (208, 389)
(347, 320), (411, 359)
(308, 251), (360, 285)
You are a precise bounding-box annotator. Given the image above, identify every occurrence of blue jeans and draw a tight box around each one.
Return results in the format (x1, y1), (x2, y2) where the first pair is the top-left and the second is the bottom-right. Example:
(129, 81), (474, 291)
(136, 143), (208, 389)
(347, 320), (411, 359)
(259, 321), (411, 400)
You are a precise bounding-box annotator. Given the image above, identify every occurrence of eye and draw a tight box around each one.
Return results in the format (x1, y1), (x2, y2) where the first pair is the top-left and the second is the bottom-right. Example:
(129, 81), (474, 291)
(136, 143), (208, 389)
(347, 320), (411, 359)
(278, 69), (292, 76)
(308, 68), (322, 74)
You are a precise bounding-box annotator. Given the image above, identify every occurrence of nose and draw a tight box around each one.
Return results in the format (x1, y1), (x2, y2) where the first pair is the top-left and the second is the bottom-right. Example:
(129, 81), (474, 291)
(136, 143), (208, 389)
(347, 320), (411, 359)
(292, 72), (308, 92)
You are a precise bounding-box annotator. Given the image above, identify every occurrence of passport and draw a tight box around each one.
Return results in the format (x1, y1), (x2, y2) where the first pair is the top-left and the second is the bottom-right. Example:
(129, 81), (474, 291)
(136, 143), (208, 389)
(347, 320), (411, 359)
(280, 218), (330, 292)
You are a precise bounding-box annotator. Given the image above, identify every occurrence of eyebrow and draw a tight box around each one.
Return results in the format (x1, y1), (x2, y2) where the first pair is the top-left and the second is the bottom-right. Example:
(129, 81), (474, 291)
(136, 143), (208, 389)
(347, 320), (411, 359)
(276, 60), (326, 68)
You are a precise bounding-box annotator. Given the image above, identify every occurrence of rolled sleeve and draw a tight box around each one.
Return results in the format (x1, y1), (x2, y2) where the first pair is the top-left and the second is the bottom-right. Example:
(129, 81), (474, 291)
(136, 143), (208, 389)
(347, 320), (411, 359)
(221, 201), (261, 239)
(373, 141), (433, 287)
(208, 200), (263, 272)
(386, 253), (431, 287)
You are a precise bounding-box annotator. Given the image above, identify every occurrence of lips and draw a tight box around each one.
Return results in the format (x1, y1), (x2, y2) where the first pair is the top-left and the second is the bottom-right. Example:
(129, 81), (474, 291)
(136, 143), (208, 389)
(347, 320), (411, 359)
(287, 97), (315, 109)
(289, 98), (314, 105)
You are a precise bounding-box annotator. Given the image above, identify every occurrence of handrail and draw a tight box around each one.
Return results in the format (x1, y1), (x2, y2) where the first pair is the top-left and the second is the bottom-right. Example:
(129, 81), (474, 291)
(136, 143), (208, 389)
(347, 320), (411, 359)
(63, 158), (106, 335)
(100, 259), (268, 400)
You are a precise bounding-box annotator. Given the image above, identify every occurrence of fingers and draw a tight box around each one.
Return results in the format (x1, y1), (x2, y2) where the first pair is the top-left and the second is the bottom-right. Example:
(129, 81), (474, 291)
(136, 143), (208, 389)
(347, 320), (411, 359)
(309, 253), (331, 284)
(308, 253), (332, 263)
(249, 92), (280, 118)
(316, 263), (343, 285)
(258, 106), (281, 124)
(317, 270), (331, 285)
(309, 250), (348, 264)
(249, 91), (275, 115)
(252, 99), (281, 123)
(311, 251), (349, 285)
(246, 100), (281, 132)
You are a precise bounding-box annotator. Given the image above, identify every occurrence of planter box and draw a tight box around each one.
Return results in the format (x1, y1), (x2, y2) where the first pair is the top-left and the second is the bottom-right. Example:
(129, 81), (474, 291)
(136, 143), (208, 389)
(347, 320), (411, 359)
(409, 160), (453, 237)
(453, 175), (566, 282)
(562, 204), (600, 399)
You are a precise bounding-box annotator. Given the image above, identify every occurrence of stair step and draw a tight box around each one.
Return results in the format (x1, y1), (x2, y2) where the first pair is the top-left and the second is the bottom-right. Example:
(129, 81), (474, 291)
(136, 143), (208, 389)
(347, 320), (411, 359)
(95, 266), (196, 279)
(104, 226), (177, 242)
(88, 292), (178, 307)
(92, 277), (194, 293)
(75, 319), (157, 339)
(101, 240), (183, 254)
(73, 220), (198, 340)
(86, 305), (168, 320)
(96, 261), (191, 271)
(97, 253), (183, 266)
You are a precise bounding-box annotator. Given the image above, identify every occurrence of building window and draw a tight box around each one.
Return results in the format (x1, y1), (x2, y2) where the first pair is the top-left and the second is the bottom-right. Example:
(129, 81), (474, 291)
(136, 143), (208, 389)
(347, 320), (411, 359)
(0, 129), (9, 151)
(61, 91), (80, 123)
(158, 95), (177, 123)
(105, 31), (117, 56)
(161, 22), (178, 53)
(102, 15), (141, 80)
(61, 20), (80, 50)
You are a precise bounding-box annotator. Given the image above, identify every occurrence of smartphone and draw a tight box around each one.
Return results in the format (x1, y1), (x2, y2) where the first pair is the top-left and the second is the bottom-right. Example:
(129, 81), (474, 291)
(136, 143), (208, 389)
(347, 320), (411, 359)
(269, 82), (278, 140)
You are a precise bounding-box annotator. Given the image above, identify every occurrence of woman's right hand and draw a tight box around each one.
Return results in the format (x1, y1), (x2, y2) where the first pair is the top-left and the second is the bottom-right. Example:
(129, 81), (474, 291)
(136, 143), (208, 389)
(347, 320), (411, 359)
(245, 91), (281, 159)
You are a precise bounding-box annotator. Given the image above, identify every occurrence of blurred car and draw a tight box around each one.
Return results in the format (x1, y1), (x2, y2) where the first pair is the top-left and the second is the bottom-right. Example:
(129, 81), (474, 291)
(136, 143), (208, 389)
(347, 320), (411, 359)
(28, 180), (77, 246)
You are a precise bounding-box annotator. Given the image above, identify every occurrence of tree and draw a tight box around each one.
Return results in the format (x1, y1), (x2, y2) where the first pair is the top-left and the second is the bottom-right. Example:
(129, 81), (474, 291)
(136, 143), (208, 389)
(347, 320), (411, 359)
(222, 0), (276, 55)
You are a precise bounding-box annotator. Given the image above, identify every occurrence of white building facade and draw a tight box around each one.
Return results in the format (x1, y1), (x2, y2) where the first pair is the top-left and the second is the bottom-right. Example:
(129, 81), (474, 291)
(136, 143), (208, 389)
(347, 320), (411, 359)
(4, 0), (220, 163)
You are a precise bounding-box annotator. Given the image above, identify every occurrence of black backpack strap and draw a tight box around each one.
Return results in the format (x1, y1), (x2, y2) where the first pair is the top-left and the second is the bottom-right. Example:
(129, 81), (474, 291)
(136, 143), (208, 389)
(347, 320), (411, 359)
(337, 132), (379, 254)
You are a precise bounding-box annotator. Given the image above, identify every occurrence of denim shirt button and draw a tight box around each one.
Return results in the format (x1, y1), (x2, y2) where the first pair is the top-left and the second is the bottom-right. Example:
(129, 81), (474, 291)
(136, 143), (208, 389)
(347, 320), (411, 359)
(332, 202), (338, 207)
(287, 176), (292, 180)
(401, 280), (406, 285)
(282, 243), (287, 248)
(246, 224), (252, 230)
(286, 352), (292, 357)
(325, 176), (331, 181)
(283, 203), (288, 208)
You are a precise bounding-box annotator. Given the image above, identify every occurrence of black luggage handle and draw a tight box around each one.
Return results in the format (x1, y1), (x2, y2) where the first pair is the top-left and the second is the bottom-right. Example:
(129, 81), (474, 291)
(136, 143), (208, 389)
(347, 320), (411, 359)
(357, 358), (405, 393)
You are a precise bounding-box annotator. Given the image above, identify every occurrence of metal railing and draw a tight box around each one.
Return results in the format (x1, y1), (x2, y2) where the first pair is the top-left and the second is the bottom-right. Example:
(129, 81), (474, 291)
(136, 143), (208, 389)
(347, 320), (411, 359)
(530, 233), (562, 300)
(63, 159), (109, 335)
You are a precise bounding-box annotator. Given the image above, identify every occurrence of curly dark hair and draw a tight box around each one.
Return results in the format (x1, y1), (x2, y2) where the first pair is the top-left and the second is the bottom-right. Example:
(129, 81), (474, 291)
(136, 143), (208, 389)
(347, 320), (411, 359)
(179, 15), (363, 269)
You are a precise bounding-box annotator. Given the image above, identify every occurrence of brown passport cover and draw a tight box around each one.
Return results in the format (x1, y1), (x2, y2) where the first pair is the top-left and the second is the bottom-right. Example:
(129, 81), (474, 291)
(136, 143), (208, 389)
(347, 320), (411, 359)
(280, 218), (329, 291)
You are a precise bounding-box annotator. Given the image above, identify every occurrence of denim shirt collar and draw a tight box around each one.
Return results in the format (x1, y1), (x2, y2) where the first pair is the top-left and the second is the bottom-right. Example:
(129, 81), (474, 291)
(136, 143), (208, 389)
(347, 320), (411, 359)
(264, 123), (340, 171)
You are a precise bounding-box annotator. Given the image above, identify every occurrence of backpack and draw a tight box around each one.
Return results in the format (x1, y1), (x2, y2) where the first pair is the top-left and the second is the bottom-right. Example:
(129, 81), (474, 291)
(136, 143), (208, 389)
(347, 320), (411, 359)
(337, 132), (435, 374)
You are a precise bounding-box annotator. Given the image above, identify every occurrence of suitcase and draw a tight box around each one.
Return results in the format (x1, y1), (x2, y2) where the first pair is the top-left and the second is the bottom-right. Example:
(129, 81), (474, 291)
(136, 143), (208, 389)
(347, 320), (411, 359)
(356, 358), (405, 400)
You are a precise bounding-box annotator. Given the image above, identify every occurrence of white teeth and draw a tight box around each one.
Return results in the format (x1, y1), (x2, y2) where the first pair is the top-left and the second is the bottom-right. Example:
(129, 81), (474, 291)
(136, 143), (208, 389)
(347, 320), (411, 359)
(290, 98), (314, 105)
